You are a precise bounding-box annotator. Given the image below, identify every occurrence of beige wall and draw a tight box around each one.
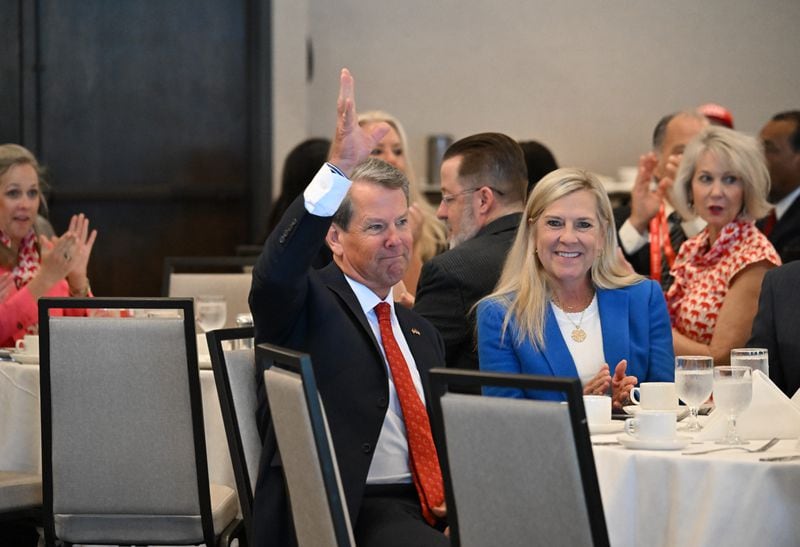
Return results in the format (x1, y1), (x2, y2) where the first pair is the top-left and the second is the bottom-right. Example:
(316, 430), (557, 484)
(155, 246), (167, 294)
(274, 0), (800, 191)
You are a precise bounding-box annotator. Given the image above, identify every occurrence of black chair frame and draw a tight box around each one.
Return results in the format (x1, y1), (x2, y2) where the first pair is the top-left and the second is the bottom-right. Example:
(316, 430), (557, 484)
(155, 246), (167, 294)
(207, 326), (256, 547)
(428, 368), (610, 547)
(256, 342), (352, 547)
(38, 297), (229, 547)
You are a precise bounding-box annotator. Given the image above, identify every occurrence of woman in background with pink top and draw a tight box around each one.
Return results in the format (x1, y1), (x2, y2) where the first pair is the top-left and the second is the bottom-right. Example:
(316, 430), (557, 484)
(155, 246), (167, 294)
(0, 144), (97, 347)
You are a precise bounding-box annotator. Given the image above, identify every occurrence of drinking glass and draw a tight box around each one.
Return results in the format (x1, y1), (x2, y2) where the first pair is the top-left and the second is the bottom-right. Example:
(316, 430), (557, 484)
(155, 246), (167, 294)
(675, 356), (714, 431)
(195, 295), (227, 333)
(713, 366), (753, 445)
(730, 348), (768, 376)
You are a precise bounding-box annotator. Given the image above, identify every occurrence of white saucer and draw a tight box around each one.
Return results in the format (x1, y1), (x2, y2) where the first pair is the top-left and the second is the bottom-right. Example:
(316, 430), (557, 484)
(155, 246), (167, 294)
(12, 352), (39, 364)
(589, 421), (625, 435)
(616, 433), (691, 451)
(623, 405), (690, 420)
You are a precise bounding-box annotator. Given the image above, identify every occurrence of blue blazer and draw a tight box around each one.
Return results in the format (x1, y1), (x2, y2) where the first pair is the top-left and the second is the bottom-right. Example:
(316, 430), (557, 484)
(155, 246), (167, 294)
(477, 280), (674, 400)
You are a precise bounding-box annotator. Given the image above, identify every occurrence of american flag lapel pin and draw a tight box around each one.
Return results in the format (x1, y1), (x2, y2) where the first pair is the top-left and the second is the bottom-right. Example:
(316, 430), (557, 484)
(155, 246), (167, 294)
(411, 327), (421, 336)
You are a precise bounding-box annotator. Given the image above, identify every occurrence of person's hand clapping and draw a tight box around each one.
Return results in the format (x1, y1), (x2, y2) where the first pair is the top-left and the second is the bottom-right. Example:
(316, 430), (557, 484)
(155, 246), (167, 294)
(328, 68), (390, 177)
(64, 213), (98, 295)
(611, 359), (637, 410)
(583, 364), (612, 396)
(629, 152), (662, 234)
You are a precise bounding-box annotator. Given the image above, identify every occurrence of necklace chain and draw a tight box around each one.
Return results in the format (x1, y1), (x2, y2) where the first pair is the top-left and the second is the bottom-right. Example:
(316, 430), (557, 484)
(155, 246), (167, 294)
(552, 292), (594, 343)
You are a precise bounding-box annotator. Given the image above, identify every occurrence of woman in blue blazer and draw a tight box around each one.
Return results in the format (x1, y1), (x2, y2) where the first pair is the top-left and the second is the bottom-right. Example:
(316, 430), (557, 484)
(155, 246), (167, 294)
(477, 168), (674, 407)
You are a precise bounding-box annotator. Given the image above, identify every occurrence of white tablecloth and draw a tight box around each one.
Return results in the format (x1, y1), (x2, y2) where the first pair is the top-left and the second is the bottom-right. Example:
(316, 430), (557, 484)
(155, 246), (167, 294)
(592, 428), (800, 547)
(0, 361), (235, 491)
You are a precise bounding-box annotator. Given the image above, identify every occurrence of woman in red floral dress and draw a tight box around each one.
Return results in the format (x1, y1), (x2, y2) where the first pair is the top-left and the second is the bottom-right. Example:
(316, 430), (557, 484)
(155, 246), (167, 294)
(667, 127), (780, 364)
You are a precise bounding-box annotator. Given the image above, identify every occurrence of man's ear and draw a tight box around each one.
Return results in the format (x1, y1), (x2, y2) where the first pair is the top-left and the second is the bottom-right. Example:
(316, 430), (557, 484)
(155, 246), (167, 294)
(326, 224), (343, 257)
(476, 186), (496, 215)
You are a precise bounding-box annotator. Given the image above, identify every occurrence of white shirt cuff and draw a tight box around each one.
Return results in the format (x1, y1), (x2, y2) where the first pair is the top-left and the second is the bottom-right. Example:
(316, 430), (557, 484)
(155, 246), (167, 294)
(619, 218), (649, 254)
(303, 163), (352, 217)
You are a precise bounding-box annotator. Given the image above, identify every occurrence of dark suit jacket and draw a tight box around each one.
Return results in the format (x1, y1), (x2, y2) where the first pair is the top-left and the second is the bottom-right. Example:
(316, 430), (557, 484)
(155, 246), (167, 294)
(758, 195), (800, 264)
(249, 194), (446, 547)
(413, 213), (521, 386)
(747, 261), (800, 397)
(613, 205), (689, 291)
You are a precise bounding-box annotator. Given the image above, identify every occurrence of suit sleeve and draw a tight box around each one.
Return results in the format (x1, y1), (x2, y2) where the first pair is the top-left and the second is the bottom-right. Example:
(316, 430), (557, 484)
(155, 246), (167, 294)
(476, 299), (525, 399)
(747, 271), (784, 391)
(644, 280), (675, 381)
(413, 259), (470, 361)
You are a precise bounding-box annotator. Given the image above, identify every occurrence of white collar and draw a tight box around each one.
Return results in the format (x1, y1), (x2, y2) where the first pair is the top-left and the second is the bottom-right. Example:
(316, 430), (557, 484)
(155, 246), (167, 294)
(774, 185), (800, 220)
(343, 274), (394, 317)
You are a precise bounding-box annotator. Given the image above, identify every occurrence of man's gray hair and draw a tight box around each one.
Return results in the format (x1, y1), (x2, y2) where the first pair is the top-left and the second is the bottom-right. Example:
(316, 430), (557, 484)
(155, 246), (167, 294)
(332, 158), (410, 229)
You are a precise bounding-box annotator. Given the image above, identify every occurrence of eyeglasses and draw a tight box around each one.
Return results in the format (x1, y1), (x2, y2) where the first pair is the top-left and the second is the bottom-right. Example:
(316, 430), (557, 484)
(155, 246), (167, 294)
(440, 186), (505, 206)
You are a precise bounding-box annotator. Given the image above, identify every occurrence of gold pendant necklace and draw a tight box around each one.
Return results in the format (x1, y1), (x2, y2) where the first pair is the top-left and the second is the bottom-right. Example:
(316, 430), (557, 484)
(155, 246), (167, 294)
(552, 293), (591, 343)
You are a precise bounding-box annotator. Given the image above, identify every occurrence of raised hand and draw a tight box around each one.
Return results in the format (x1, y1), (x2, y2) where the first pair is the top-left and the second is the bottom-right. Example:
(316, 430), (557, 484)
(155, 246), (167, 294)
(628, 152), (663, 234)
(26, 232), (76, 299)
(65, 213), (98, 295)
(328, 68), (390, 176)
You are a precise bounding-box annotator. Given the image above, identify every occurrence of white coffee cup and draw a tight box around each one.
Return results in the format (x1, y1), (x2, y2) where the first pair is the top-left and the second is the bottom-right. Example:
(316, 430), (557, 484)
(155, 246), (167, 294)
(624, 410), (677, 440)
(15, 334), (39, 355)
(629, 382), (677, 410)
(583, 395), (612, 425)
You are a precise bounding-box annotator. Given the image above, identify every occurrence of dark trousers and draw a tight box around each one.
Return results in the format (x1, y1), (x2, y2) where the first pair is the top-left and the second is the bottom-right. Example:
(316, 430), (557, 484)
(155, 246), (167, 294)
(354, 484), (449, 547)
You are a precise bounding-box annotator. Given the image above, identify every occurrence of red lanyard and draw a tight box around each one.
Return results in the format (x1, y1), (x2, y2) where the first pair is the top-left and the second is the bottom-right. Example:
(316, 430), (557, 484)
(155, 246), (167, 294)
(649, 204), (676, 282)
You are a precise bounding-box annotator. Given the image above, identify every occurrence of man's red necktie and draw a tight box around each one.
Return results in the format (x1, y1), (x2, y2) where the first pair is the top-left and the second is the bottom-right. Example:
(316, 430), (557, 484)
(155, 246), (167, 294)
(374, 302), (444, 525)
(762, 208), (777, 237)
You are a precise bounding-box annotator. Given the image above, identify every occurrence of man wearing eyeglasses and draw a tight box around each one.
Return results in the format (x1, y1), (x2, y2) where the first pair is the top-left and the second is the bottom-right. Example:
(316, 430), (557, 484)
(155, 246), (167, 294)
(414, 133), (527, 391)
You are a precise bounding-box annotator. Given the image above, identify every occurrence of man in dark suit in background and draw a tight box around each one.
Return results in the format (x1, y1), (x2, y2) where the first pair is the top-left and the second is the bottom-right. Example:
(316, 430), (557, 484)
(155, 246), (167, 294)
(413, 133), (527, 388)
(250, 69), (448, 547)
(614, 111), (708, 291)
(758, 110), (800, 263)
(748, 261), (800, 397)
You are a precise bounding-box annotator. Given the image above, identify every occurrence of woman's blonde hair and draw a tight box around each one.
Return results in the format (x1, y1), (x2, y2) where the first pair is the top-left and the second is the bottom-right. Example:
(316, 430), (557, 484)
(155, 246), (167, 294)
(358, 110), (446, 261)
(483, 167), (642, 348)
(0, 144), (46, 267)
(670, 126), (772, 222)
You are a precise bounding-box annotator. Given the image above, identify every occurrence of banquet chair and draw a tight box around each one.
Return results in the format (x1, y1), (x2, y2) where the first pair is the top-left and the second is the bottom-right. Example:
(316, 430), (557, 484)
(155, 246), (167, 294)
(258, 343), (355, 547)
(38, 297), (244, 547)
(207, 326), (259, 547)
(429, 368), (609, 547)
(162, 256), (257, 328)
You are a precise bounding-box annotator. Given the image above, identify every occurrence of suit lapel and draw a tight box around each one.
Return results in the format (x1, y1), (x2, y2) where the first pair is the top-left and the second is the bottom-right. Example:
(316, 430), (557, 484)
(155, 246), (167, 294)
(598, 288), (629, 369)
(320, 264), (383, 354)
(541, 304), (579, 377)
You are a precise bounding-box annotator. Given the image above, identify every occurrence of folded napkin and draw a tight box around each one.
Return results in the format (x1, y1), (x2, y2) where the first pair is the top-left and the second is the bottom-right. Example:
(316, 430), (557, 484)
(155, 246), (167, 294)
(697, 370), (800, 440)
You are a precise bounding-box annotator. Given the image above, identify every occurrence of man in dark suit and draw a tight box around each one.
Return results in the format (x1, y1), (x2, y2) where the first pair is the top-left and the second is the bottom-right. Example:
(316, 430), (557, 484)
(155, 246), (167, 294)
(250, 69), (448, 547)
(757, 110), (800, 263)
(413, 133), (527, 388)
(614, 111), (708, 291)
(748, 261), (800, 397)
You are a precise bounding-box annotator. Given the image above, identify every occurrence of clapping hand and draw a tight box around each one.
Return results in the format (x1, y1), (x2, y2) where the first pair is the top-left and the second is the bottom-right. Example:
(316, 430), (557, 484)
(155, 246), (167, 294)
(584, 360), (638, 410)
(628, 153), (662, 233)
(64, 213), (98, 295)
(328, 68), (390, 177)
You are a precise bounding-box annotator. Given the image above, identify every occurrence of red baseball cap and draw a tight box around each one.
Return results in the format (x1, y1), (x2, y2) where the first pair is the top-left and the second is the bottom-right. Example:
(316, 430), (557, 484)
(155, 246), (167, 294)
(697, 103), (734, 129)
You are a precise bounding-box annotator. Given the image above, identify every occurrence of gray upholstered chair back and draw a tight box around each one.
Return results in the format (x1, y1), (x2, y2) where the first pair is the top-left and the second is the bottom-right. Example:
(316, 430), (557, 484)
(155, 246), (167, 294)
(168, 273), (252, 329)
(263, 365), (355, 547)
(207, 326), (260, 547)
(38, 297), (241, 547)
(222, 348), (260, 493)
(429, 369), (609, 547)
(441, 394), (595, 546)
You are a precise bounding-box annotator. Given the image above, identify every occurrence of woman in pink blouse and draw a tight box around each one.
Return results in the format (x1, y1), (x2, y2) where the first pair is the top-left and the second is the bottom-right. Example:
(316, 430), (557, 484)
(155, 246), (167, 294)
(667, 127), (780, 364)
(0, 144), (97, 347)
